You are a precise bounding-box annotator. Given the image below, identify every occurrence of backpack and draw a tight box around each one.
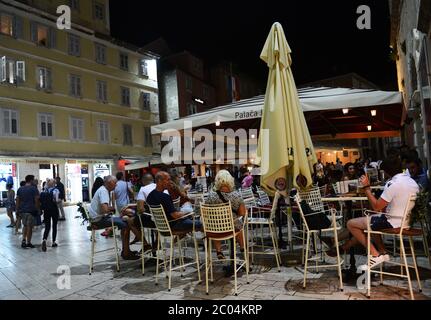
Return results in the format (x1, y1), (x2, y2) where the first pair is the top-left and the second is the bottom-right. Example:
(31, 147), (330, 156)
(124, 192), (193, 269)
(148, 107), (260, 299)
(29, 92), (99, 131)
(40, 189), (58, 211)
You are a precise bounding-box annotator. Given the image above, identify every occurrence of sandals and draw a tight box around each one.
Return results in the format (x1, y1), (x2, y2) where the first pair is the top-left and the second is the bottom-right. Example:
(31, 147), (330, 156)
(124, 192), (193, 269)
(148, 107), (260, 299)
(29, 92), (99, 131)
(217, 251), (226, 260)
(121, 251), (140, 260)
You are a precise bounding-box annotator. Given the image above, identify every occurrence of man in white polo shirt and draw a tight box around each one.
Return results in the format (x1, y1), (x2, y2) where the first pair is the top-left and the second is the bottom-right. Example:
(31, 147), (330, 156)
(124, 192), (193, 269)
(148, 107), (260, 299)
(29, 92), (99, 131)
(327, 155), (419, 268)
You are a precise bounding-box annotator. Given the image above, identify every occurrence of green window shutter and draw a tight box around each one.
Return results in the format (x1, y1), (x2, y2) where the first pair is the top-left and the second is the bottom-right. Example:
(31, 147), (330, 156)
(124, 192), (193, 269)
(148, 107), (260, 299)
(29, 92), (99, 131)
(13, 15), (23, 39)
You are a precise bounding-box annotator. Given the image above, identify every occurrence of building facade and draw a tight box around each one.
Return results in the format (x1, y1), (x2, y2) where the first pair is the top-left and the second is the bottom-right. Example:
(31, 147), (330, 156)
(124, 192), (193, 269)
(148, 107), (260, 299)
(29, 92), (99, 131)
(0, 0), (159, 202)
(390, 0), (431, 170)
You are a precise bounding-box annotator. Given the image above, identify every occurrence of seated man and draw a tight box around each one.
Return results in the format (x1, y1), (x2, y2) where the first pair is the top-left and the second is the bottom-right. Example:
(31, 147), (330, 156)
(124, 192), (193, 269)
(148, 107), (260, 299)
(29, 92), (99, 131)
(88, 175), (139, 260)
(327, 155), (419, 268)
(146, 171), (202, 233)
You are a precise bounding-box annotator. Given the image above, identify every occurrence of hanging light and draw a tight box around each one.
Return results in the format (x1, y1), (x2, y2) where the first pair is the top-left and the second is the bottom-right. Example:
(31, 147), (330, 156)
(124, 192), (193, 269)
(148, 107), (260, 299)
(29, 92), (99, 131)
(342, 108), (349, 115)
(367, 125), (372, 131)
(371, 110), (377, 117)
(251, 134), (256, 139)
(215, 121), (221, 127)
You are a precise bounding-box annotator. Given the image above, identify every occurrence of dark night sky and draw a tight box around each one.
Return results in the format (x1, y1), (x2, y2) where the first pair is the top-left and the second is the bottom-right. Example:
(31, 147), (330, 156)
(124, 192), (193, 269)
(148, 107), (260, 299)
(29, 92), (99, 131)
(109, 0), (397, 90)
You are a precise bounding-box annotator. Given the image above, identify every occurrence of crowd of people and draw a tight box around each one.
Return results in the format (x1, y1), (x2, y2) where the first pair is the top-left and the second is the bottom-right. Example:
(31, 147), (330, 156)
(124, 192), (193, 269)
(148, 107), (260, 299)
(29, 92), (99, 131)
(4, 175), (66, 251)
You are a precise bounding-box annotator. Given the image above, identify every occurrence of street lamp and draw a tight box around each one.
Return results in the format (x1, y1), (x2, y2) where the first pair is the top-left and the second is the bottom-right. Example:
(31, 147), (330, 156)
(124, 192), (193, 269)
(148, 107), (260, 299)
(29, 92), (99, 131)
(371, 110), (377, 117)
(342, 108), (349, 115)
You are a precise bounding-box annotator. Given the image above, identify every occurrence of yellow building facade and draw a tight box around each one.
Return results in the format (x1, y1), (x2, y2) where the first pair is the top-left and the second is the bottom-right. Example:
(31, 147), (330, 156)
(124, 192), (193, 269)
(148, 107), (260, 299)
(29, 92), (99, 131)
(0, 0), (159, 202)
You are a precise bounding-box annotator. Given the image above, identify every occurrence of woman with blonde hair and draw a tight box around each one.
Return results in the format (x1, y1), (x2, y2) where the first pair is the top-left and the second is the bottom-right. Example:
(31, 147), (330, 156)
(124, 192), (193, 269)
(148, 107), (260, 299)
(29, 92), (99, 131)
(205, 170), (246, 259)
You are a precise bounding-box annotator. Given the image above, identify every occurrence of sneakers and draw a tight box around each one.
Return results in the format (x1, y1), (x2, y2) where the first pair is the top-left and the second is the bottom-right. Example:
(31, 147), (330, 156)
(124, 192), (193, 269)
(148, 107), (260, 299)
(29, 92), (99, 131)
(26, 243), (35, 249)
(42, 241), (47, 252)
(362, 254), (390, 269)
(21, 240), (27, 248)
(52, 242), (58, 248)
(323, 251), (342, 265)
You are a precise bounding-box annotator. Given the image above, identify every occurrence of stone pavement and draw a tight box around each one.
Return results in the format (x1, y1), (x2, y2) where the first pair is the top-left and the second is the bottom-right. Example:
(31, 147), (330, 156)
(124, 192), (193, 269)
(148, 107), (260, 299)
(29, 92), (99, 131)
(0, 206), (430, 300)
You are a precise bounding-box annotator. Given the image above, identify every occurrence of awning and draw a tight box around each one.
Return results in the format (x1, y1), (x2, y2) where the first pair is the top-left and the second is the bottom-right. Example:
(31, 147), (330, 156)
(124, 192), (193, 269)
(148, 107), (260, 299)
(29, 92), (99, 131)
(151, 87), (402, 134)
(124, 155), (163, 171)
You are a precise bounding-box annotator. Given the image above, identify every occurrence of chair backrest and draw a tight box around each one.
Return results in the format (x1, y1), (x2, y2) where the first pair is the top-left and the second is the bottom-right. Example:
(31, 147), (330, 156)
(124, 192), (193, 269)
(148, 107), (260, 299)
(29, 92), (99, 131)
(148, 204), (172, 235)
(241, 187), (254, 200)
(82, 203), (92, 222)
(257, 190), (271, 206)
(172, 197), (181, 209)
(294, 194), (311, 231)
(269, 191), (281, 220)
(318, 185), (328, 197)
(298, 186), (324, 212)
(400, 193), (418, 230)
(243, 196), (257, 210)
(200, 202), (235, 233)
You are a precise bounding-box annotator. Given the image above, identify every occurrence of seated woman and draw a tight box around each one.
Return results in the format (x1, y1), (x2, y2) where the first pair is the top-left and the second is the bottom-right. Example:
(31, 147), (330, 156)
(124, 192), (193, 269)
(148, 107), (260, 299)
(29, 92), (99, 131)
(205, 170), (246, 260)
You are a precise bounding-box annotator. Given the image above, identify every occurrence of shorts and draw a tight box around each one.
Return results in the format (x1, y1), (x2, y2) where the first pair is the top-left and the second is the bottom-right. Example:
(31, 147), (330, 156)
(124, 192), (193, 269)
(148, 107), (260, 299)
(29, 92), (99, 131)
(21, 212), (35, 227)
(371, 215), (393, 231)
(92, 216), (127, 230)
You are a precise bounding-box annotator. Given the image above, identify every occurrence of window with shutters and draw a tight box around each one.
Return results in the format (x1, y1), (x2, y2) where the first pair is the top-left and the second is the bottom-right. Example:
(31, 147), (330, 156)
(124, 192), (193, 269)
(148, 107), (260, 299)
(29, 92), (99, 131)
(141, 92), (150, 110)
(38, 113), (54, 138)
(120, 52), (129, 71)
(0, 108), (19, 136)
(97, 120), (110, 144)
(68, 34), (81, 56)
(94, 2), (105, 21)
(0, 13), (13, 36)
(31, 22), (55, 48)
(70, 117), (84, 141)
(96, 80), (107, 103)
(36, 66), (52, 91)
(144, 127), (152, 147)
(123, 124), (133, 146)
(69, 74), (81, 97)
(120, 86), (130, 106)
(1, 57), (25, 85)
(95, 43), (106, 64)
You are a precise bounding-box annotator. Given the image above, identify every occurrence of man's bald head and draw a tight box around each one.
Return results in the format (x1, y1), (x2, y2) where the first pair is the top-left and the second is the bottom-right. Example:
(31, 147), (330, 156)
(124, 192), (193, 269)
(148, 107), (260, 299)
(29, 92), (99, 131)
(142, 173), (154, 186)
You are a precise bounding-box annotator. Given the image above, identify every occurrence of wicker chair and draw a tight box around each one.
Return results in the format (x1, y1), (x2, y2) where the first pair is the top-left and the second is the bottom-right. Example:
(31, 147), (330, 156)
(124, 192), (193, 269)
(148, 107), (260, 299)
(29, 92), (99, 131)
(200, 202), (249, 296)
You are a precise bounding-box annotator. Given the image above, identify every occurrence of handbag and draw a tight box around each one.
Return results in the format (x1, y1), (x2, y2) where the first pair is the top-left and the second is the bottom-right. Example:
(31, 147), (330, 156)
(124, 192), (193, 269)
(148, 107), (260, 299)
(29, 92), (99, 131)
(300, 200), (331, 230)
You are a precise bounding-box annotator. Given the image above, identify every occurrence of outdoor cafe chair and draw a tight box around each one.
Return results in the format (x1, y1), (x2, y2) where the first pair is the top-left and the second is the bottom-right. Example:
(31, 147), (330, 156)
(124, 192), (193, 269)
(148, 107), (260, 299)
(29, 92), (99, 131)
(148, 204), (201, 291)
(364, 193), (423, 300)
(172, 197), (181, 209)
(294, 194), (344, 291)
(240, 187), (255, 201)
(257, 190), (272, 206)
(247, 191), (282, 271)
(200, 202), (250, 296)
(82, 204), (120, 275)
(137, 211), (159, 276)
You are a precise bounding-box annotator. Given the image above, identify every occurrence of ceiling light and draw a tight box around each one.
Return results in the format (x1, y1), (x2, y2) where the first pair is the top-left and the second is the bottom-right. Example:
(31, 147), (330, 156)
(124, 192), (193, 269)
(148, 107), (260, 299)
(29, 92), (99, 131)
(371, 110), (377, 116)
(367, 125), (372, 131)
(215, 121), (221, 127)
(251, 134), (256, 139)
(342, 108), (349, 115)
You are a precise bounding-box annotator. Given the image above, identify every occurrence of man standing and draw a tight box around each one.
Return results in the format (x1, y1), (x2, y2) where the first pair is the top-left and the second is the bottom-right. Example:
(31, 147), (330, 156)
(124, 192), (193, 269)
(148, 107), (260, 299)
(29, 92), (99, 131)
(89, 175), (139, 260)
(16, 175), (40, 248)
(55, 177), (66, 221)
(113, 172), (133, 213)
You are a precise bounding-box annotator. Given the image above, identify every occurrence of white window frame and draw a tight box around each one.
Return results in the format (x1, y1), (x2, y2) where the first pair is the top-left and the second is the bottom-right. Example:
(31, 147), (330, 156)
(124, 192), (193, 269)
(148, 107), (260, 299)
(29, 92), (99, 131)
(120, 86), (130, 106)
(96, 80), (108, 103)
(139, 59), (148, 77)
(123, 124), (133, 146)
(69, 74), (82, 97)
(38, 113), (54, 139)
(141, 92), (150, 110)
(95, 43), (106, 64)
(70, 117), (84, 141)
(0, 108), (19, 136)
(97, 120), (110, 144)
(36, 66), (52, 91)
(68, 34), (81, 57)
(1, 57), (25, 84)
